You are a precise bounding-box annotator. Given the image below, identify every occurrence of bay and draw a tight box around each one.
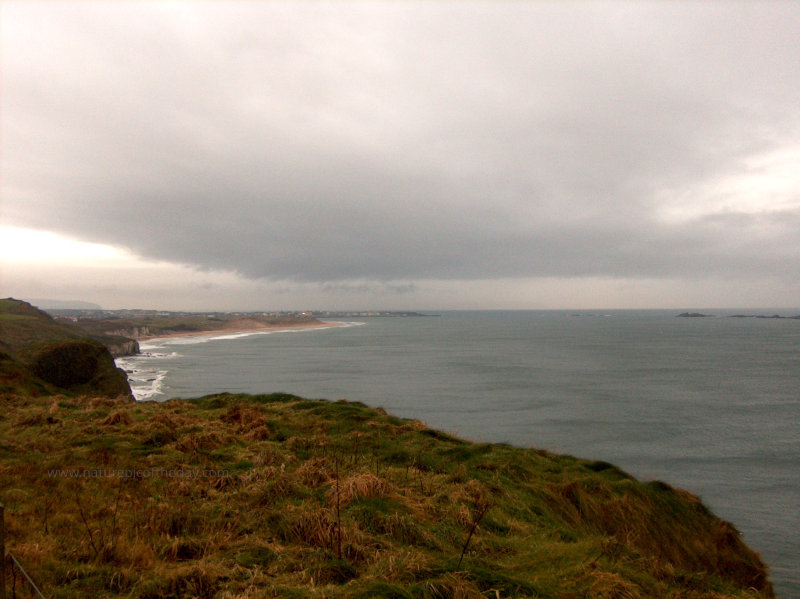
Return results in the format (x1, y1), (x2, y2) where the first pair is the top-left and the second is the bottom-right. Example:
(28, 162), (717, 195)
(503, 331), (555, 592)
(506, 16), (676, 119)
(117, 310), (799, 597)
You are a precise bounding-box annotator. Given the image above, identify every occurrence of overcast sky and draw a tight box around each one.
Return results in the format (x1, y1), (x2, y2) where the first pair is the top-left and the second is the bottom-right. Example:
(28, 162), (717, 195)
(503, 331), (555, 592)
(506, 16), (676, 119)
(2, 1), (799, 310)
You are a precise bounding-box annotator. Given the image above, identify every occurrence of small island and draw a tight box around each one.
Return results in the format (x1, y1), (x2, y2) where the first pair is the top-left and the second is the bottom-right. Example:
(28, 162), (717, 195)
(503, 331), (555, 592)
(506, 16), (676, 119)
(306, 310), (437, 318)
(729, 314), (800, 320)
(676, 312), (713, 318)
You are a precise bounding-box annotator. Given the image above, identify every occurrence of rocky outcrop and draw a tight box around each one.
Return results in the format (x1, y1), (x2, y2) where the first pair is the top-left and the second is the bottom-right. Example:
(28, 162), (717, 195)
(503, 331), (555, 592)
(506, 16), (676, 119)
(105, 326), (152, 339)
(28, 339), (133, 399)
(0, 349), (57, 397)
(102, 335), (141, 358)
(86, 327), (147, 357)
(104, 338), (140, 358)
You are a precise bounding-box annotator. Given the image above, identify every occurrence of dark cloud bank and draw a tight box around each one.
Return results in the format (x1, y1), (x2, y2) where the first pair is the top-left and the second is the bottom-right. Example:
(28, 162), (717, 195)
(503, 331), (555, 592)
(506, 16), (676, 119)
(3, 2), (799, 293)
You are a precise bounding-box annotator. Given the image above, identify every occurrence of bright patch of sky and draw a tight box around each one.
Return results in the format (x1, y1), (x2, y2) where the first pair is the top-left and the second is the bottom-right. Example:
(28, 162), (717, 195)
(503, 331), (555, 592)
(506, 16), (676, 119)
(657, 145), (800, 223)
(0, 226), (131, 264)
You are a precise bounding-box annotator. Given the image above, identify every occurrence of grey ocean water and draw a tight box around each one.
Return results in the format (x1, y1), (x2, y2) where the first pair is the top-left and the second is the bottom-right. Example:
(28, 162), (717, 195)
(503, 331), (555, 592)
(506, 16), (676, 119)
(118, 310), (799, 596)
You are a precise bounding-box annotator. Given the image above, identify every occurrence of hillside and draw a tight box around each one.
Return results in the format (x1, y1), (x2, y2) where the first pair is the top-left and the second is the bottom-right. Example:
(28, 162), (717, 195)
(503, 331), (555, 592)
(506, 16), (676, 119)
(0, 297), (85, 354)
(0, 298), (132, 399)
(0, 391), (773, 598)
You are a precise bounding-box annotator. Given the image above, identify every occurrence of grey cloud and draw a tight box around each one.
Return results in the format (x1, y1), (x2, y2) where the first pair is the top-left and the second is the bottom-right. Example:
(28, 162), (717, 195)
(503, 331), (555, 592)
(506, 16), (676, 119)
(321, 282), (417, 296)
(2, 2), (799, 289)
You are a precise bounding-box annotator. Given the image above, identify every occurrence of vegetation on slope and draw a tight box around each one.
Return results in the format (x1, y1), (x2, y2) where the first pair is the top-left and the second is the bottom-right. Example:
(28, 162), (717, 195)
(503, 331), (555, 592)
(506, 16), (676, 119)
(0, 298), (132, 398)
(1, 391), (772, 598)
(0, 298), (85, 354)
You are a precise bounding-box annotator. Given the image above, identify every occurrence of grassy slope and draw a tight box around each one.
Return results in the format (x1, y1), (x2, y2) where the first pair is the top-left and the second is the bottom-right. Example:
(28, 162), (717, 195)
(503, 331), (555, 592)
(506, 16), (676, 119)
(0, 392), (772, 599)
(0, 299), (132, 398)
(0, 298), (84, 355)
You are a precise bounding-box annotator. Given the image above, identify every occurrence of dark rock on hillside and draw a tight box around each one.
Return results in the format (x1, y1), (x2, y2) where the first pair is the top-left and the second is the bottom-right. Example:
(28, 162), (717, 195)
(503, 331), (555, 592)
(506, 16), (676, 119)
(27, 339), (132, 398)
(0, 349), (58, 397)
(102, 337), (141, 358)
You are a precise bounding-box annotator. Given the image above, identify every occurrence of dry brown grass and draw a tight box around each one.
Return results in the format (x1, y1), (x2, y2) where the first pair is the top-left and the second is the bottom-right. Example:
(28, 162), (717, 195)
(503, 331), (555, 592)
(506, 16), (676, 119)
(296, 457), (332, 487)
(159, 536), (207, 561)
(421, 573), (486, 599)
(252, 445), (293, 467)
(146, 411), (179, 429)
(327, 472), (393, 508)
(284, 504), (338, 548)
(250, 470), (300, 506)
(380, 547), (436, 582)
(244, 424), (272, 440)
(221, 403), (268, 436)
(14, 410), (46, 427)
(100, 409), (133, 426)
(175, 431), (228, 453)
(584, 565), (643, 599)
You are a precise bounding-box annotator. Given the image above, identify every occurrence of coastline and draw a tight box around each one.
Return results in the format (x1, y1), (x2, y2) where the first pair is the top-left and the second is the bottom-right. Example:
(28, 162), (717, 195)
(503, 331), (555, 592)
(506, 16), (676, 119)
(117, 319), (355, 401)
(138, 319), (345, 341)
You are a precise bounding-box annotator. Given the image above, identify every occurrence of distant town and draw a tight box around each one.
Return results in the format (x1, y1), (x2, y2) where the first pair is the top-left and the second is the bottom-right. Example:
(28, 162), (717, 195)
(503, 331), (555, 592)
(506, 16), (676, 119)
(45, 308), (436, 320)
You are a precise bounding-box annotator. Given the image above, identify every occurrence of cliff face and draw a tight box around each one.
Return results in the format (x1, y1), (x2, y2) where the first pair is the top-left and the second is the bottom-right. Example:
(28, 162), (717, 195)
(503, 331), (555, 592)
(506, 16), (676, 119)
(101, 337), (140, 358)
(0, 298), (133, 399)
(104, 326), (151, 339)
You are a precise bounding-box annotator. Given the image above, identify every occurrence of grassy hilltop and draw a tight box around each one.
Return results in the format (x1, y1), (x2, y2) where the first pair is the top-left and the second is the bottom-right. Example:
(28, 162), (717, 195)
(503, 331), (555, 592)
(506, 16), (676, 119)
(1, 391), (773, 598)
(0, 298), (132, 399)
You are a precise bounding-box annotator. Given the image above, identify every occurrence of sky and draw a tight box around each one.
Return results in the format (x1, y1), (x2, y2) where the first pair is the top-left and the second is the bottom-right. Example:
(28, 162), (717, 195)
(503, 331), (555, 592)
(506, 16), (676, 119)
(2, 1), (799, 311)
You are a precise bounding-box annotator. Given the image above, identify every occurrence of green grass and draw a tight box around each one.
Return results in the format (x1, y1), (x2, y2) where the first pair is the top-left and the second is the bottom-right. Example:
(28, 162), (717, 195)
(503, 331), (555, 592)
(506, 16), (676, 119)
(0, 299), (84, 354)
(0, 391), (774, 598)
(1, 299), (133, 398)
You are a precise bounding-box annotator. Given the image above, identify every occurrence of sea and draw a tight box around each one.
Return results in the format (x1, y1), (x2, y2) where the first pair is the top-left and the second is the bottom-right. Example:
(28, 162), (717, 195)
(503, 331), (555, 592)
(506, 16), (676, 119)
(116, 310), (799, 597)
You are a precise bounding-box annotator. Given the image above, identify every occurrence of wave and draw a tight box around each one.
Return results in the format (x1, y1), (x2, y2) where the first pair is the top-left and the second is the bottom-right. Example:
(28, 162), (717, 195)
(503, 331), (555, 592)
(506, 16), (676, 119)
(147, 320), (365, 347)
(116, 359), (167, 400)
(129, 368), (167, 400)
(115, 320), (365, 400)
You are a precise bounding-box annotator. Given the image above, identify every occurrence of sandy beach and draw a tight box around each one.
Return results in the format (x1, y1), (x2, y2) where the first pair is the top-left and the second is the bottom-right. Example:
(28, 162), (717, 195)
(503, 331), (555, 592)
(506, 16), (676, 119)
(139, 318), (344, 341)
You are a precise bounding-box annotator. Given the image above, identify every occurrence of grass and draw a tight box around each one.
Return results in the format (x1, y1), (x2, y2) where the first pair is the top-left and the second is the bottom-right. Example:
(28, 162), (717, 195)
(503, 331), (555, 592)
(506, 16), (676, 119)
(0, 298), (84, 355)
(0, 299), (133, 398)
(0, 391), (774, 598)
